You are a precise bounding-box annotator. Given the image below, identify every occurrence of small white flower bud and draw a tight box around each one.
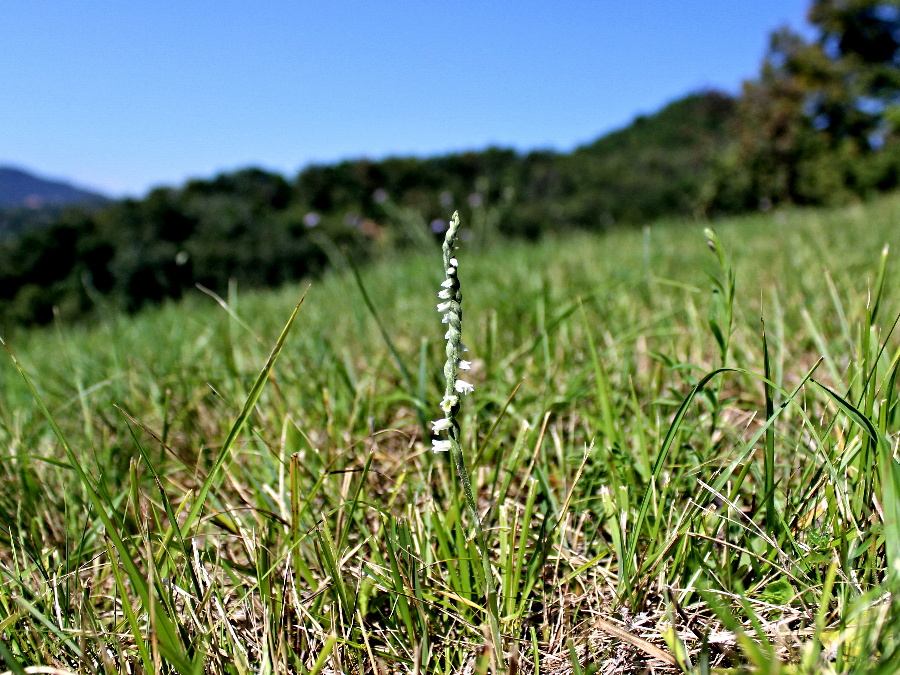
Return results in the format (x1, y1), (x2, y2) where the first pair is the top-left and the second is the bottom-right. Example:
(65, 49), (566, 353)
(431, 418), (452, 432)
(431, 439), (452, 453)
(454, 379), (475, 395)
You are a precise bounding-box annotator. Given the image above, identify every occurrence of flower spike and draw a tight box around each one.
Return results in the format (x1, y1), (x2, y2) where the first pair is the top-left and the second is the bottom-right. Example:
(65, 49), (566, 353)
(428, 211), (503, 654)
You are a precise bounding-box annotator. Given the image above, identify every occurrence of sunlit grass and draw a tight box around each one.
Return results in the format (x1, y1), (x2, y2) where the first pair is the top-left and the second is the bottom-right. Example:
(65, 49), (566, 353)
(1, 194), (899, 673)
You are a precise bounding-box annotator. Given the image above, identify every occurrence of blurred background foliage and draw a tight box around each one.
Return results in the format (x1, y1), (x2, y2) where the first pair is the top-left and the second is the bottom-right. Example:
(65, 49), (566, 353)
(1, 0), (898, 328)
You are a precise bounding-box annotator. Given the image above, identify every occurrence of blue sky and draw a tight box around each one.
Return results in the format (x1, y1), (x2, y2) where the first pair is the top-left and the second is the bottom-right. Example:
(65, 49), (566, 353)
(1, 1), (811, 197)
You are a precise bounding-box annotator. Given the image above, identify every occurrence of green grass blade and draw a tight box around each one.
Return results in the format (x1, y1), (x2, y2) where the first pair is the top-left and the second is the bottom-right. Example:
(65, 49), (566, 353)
(182, 289), (308, 533)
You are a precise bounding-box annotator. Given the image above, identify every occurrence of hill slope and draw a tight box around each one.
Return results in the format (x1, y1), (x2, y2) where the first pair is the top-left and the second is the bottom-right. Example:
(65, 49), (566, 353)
(0, 91), (739, 324)
(567, 91), (736, 222)
(1, 195), (898, 671)
(0, 165), (107, 208)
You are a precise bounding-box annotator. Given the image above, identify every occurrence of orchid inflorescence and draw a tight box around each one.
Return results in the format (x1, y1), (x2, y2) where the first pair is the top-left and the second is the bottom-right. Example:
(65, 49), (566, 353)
(431, 211), (474, 452)
(427, 211), (504, 658)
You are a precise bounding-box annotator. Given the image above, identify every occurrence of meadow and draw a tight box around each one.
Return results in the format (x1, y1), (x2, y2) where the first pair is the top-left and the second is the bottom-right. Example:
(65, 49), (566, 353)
(1, 194), (899, 673)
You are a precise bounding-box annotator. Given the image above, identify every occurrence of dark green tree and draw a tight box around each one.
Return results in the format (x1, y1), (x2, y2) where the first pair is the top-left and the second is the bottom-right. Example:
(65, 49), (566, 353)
(706, 0), (900, 211)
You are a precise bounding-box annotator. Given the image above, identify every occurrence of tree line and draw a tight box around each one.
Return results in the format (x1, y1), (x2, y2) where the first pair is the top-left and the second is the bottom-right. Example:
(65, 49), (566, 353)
(1, 0), (897, 328)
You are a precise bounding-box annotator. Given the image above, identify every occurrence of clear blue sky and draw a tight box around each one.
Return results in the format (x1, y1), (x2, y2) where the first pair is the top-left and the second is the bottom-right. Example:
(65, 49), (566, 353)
(1, 1), (811, 197)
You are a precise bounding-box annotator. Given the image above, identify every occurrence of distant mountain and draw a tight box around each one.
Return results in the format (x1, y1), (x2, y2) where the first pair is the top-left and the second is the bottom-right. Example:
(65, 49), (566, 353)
(0, 166), (107, 209)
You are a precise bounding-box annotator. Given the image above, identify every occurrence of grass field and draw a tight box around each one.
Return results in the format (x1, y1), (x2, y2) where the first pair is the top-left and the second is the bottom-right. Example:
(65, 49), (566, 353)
(1, 194), (899, 674)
